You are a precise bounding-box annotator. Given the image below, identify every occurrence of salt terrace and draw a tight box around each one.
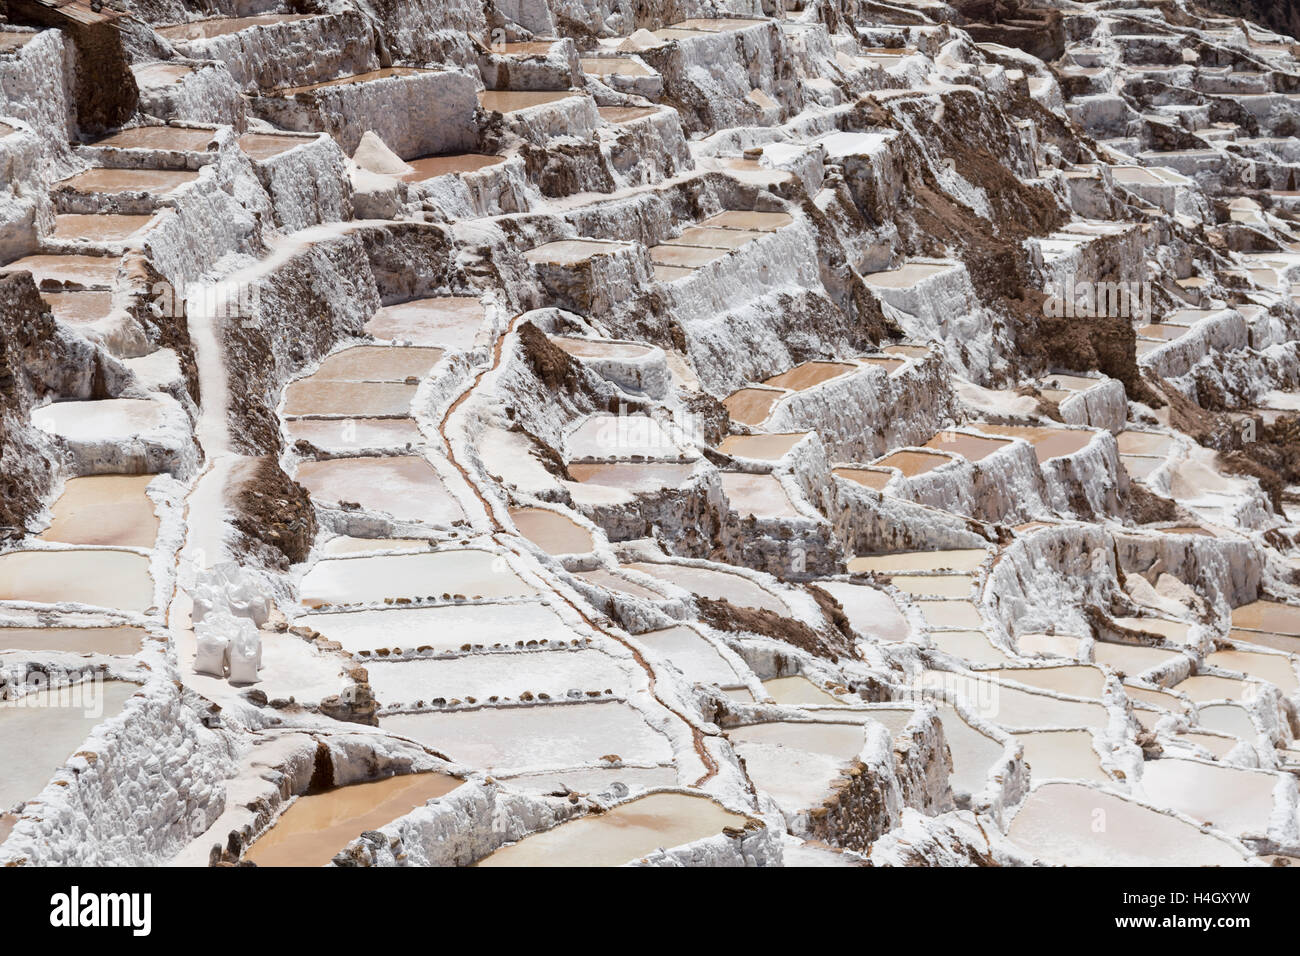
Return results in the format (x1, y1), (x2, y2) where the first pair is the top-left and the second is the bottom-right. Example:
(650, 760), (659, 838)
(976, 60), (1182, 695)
(2, 0), (1300, 874)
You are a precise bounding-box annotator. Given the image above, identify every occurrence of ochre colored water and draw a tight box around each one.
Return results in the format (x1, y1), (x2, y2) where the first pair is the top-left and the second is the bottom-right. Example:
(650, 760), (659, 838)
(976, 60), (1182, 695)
(1232, 599), (1300, 635)
(598, 106), (658, 124)
(295, 456), (463, 526)
(664, 226), (763, 250)
(51, 214), (153, 241)
(0, 626), (145, 655)
(862, 261), (950, 288)
(872, 450), (953, 476)
(0, 550), (154, 612)
(763, 676), (846, 705)
(525, 239), (625, 265)
(282, 380), (416, 418)
(832, 467), (892, 490)
(39, 475), (158, 548)
(569, 462), (695, 491)
(238, 132), (314, 161)
(722, 387), (785, 425)
(717, 433), (806, 459)
(973, 424), (1094, 463)
(1116, 430), (1173, 456)
(56, 168), (198, 196)
(848, 549), (987, 573)
(157, 14), (314, 41)
(762, 361), (857, 392)
(92, 126), (218, 151)
(1, 254), (120, 287)
(476, 792), (749, 867)
(42, 291), (114, 324)
(649, 244), (727, 268)
(309, 345), (441, 383)
(401, 154), (507, 181)
(699, 210), (792, 232)
(271, 67), (427, 97)
(889, 574), (974, 598)
(477, 90), (579, 113)
(244, 772), (462, 867)
(509, 507), (594, 555)
(573, 568), (666, 601)
(923, 431), (1011, 462)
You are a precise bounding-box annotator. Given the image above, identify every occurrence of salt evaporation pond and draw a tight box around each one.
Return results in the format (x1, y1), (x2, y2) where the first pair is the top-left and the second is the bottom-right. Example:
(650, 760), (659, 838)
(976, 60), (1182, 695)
(573, 569), (666, 601)
(1013, 730), (1108, 782)
(623, 562), (787, 613)
(295, 456), (463, 525)
(813, 580), (910, 642)
(282, 380), (416, 417)
(0, 625), (145, 656)
(366, 649), (631, 703)
(1196, 703), (1257, 739)
(717, 433), (807, 460)
(299, 550), (538, 607)
(638, 626), (740, 687)
(719, 473), (801, 518)
(872, 450), (953, 476)
(722, 387), (785, 425)
(382, 701), (673, 772)
(38, 475), (158, 548)
(0, 550), (154, 612)
(302, 601), (574, 654)
(0, 681), (137, 811)
(889, 574), (974, 598)
(833, 467), (892, 491)
(974, 424), (1094, 462)
(1009, 783), (1247, 866)
(509, 507), (594, 555)
(848, 549), (988, 573)
(762, 361), (857, 391)
(763, 676), (847, 706)
(244, 772), (462, 867)
(916, 600), (984, 628)
(365, 297), (485, 350)
(476, 792), (748, 867)
(930, 630), (1014, 665)
(1205, 648), (1297, 692)
(1140, 758), (1278, 836)
(728, 720), (867, 809)
(31, 398), (169, 441)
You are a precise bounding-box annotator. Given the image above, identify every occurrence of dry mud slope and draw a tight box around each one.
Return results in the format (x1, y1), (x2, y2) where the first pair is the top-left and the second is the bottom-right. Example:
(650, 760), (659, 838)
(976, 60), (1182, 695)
(4, 0), (1300, 868)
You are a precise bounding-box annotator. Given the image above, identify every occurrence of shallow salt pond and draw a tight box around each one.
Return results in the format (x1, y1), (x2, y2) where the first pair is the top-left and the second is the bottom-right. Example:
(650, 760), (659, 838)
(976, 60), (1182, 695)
(1174, 674), (1252, 702)
(719, 473), (800, 518)
(0, 681), (138, 811)
(38, 475), (158, 548)
(157, 13), (314, 41)
(238, 132), (315, 161)
(295, 456), (463, 526)
(2, 254), (120, 287)
(509, 507), (593, 555)
(281, 380), (416, 418)
(32, 397), (168, 441)
(365, 297), (485, 350)
(477, 90), (581, 113)
(923, 431), (1011, 462)
(1018, 633), (1083, 658)
(299, 550), (538, 607)
(832, 467), (892, 491)
(889, 574), (974, 598)
(872, 449), (953, 476)
(51, 214), (154, 242)
(91, 126), (218, 151)
(308, 345), (441, 382)
(930, 630), (1015, 665)
(812, 580), (910, 643)
(717, 433), (807, 460)
(42, 290), (114, 324)
(1205, 649), (1297, 692)
(0, 550), (154, 612)
(477, 792), (748, 867)
(0, 625), (146, 656)
(862, 261), (951, 289)
(55, 168), (198, 196)
(762, 361), (857, 391)
(1228, 628), (1300, 654)
(699, 210), (792, 232)
(1014, 730), (1108, 782)
(1196, 703), (1257, 739)
(568, 462), (696, 493)
(974, 424), (1094, 462)
(1113, 616), (1193, 644)
(573, 568), (666, 601)
(367, 649), (631, 703)
(722, 386), (785, 425)
(918, 672), (1108, 729)
(1140, 758), (1278, 836)
(566, 414), (681, 459)
(1092, 641), (1184, 674)
(1232, 600), (1300, 635)
(302, 601), (574, 654)
(638, 626), (740, 687)
(728, 720), (867, 809)
(382, 700), (673, 772)
(916, 600), (984, 628)
(1116, 431), (1173, 456)
(848, 549), (987, 573)
(623, 562), (787, 614)
(1172, 731), (1239, 758)
(319, 537), (429, 555)
(284, 417), (421, 450)
(1009, 783), (1247, 866)
(664, 225), (765, 250)
(989, 665), (1107, 698)
(763, 676), (848, 706)
(648, 244), (727, 269)
(244, 772), (462, 867)
(550, 337), (655, 360)
(401, 153), (506, 181)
